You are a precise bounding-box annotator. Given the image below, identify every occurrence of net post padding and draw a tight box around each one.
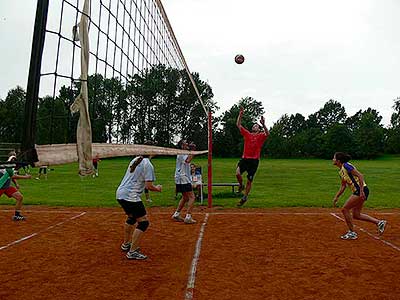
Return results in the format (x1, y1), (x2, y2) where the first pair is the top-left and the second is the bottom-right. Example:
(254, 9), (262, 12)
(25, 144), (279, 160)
(70, 0), (93, 176)
(34, 143), (207, 167)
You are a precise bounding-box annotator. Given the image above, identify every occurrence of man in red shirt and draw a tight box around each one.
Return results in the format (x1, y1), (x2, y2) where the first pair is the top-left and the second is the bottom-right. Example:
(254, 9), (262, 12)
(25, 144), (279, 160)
(236, 107), (269, 206)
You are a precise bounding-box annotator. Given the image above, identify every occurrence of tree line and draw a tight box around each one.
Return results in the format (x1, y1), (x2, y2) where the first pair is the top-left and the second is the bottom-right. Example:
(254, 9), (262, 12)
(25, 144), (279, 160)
(214, 97), (400, 159)
(0, 64), (399, 159)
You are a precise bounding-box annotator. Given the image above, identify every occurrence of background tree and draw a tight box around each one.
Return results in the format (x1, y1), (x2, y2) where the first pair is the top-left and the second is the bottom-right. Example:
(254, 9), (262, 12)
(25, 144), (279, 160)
(385, 97), (400, 154)
(0, 86), (26, 143)
(214, 97), (264, 157)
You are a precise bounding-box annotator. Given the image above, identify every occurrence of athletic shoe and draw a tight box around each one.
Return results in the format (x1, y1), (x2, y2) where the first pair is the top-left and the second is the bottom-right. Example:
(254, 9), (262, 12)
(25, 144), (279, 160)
(146, 198), (153, 203)
(120, 242), (132, 252)
(172, 214), (184, 222)
(12, 215), (26, 221)
(237, 195), (248, 207)
(340, 231), (358, 240)
(184, 216), (197, 224)
(126, 249), (147, 260)
(377, 220), (387, 235)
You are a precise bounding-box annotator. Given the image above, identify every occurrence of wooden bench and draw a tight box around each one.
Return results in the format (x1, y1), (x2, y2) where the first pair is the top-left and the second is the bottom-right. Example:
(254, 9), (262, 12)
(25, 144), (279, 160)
(199, 183), (240, 204)
(210, 183), (240, 193)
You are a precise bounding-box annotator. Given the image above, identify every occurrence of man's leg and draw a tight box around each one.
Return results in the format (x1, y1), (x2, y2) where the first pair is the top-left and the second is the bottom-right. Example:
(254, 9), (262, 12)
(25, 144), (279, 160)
(184, 191), (196, 224)
(236, 166), (244, 193)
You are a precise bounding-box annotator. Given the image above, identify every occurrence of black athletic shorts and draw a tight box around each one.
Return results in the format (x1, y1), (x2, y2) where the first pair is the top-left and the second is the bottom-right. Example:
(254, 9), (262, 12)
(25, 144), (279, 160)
(353, 186), (370, 200)
(237, 158), (260, 181)
(117, 199), (147, 218)
(176, 183), (193, 193)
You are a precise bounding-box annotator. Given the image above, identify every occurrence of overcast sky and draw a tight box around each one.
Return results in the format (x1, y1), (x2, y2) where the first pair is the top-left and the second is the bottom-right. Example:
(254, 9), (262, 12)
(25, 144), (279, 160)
(1, 0), (400, 127)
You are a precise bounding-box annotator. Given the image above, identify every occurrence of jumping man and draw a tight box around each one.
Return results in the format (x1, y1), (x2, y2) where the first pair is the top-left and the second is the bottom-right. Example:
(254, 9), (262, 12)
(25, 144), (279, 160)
(236, 107), (269, 206)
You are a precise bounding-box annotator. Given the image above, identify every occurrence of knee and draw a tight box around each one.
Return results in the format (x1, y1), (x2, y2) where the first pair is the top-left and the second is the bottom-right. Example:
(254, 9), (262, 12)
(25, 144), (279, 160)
(341, 207), (349, 214)
(13, 193), (23, 202)
(137, 220), (149, 232)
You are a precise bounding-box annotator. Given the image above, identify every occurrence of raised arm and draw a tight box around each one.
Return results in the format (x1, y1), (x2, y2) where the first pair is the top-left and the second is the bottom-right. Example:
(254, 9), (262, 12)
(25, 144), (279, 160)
(260, 115), (269, 137)
(236, 107), (244, 129)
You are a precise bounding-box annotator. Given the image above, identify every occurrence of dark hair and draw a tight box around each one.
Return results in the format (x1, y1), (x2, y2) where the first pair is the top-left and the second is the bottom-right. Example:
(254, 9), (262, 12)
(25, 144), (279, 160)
(334, 152), (351, 163)
(177, 139), (187, 149)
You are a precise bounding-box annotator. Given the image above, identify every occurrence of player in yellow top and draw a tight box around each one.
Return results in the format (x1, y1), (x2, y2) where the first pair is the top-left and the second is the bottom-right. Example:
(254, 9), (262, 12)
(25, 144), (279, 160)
(332, 152), (386, 240)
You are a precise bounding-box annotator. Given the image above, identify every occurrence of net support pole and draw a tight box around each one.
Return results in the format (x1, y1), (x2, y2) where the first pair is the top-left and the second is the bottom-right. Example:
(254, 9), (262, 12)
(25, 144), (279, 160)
(207, 110), (213, 208)
(21, 0), (50, 164)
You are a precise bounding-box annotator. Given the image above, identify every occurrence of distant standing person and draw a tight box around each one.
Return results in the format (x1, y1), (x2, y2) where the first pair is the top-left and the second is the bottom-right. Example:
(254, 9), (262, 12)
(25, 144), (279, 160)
(332, 152), (386, 240)
(92, 154), (101, 177)
(116, 155), (162, 260)
(236, 107), (269, 206)
(172, 140), (197, 224)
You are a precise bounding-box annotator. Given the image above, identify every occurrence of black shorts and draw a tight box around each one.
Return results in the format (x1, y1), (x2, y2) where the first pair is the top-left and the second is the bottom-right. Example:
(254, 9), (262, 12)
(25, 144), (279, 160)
(176, 183), (193, 193)
(237, 158), (260, 181)
(353, 186), (370, 200)
(117, 199), (147, 218)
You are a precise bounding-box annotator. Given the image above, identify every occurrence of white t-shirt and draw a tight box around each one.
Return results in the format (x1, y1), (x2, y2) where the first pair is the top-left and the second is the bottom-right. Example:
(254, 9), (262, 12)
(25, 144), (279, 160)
(116, 157), (155, 202)
(175, 154), (191, 185)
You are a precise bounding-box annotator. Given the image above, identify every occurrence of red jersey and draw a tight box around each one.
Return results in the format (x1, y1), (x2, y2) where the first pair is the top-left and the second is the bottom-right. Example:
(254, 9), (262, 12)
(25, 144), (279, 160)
(240, 127), (267, 159)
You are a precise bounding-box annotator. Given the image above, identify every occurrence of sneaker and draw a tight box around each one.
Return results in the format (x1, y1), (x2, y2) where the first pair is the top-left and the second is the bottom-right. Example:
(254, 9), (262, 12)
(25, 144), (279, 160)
(12, 215), (26, 221)
(146, 198), (153, 203)
(184, 216), (197, 224)
(237, 196), (248, 207)
(340, 231), (358, 240)
(120, 242), (132, 252)
(377, 220), (387, 235)
(172, 214), (184, 222)
(126, 249), (147, 260)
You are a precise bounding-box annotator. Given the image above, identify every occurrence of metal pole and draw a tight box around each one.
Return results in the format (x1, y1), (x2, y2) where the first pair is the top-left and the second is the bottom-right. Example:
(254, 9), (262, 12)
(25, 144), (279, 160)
(21, 0), (49, 164)
(207, 110), (213, 208)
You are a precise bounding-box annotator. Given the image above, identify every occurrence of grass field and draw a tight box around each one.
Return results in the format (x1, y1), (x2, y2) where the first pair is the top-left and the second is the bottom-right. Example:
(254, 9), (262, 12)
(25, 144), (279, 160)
(1, 155), (400, 208)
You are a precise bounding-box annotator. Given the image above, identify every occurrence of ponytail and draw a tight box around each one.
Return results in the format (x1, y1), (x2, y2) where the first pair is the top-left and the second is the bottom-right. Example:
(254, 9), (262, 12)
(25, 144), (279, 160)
(130, 156), (143, 173)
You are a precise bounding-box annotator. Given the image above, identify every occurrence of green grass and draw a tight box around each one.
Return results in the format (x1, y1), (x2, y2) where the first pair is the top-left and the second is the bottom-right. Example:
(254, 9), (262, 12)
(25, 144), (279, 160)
(2, 155), (400, 208)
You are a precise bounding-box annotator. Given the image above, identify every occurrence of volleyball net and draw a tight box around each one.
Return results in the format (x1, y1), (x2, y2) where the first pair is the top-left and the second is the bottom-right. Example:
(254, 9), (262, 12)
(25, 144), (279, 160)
(21, 0), (215, 206)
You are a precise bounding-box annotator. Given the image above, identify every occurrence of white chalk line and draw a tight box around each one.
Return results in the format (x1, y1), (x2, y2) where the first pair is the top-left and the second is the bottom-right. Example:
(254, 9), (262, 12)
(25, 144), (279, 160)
(0, 212), (86, 251)
(1, 210), (398, 216)
(184, 213), (209, 300)
(330, 212), (400, 252)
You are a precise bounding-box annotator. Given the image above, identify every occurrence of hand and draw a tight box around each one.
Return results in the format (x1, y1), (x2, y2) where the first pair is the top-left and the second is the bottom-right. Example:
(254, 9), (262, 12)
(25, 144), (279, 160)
(26, 175), (32, 179)
(15, 184), (20, 190)
(156, 185), (162, 192)
(239, 106), (244, 115)
(360, 191), (365, 201)
(188, 143), (196, 151)
(260, 115), (266, 126)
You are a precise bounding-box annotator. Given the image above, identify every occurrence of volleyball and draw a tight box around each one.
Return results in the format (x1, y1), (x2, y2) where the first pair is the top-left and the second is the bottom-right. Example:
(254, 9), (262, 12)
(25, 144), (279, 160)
(235, 54), (245, 64)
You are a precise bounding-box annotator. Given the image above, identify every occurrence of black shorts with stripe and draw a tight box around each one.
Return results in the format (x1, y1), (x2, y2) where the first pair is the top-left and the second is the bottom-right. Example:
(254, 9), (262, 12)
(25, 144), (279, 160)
(237, 158), (260, 181)
(117, 199), (147, 218)
(353, 186), (370, 200)
(176, 183), (193, 193)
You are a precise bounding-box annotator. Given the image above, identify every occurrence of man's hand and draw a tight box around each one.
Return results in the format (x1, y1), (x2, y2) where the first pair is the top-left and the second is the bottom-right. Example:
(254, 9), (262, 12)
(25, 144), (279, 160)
(260, 115), (265, 126)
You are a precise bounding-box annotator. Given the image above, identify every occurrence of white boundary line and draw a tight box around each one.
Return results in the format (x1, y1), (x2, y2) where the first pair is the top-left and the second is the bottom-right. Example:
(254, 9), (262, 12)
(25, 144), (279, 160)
(1, 210), (399, 216)
(184, 213), (209, 300)
(0, 212), (86, 251)
(330, 212), (400, 252)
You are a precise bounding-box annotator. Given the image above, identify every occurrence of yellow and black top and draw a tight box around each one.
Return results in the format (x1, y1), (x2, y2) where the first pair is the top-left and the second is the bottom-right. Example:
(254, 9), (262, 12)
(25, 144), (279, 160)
(339, 162), (367, 193)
